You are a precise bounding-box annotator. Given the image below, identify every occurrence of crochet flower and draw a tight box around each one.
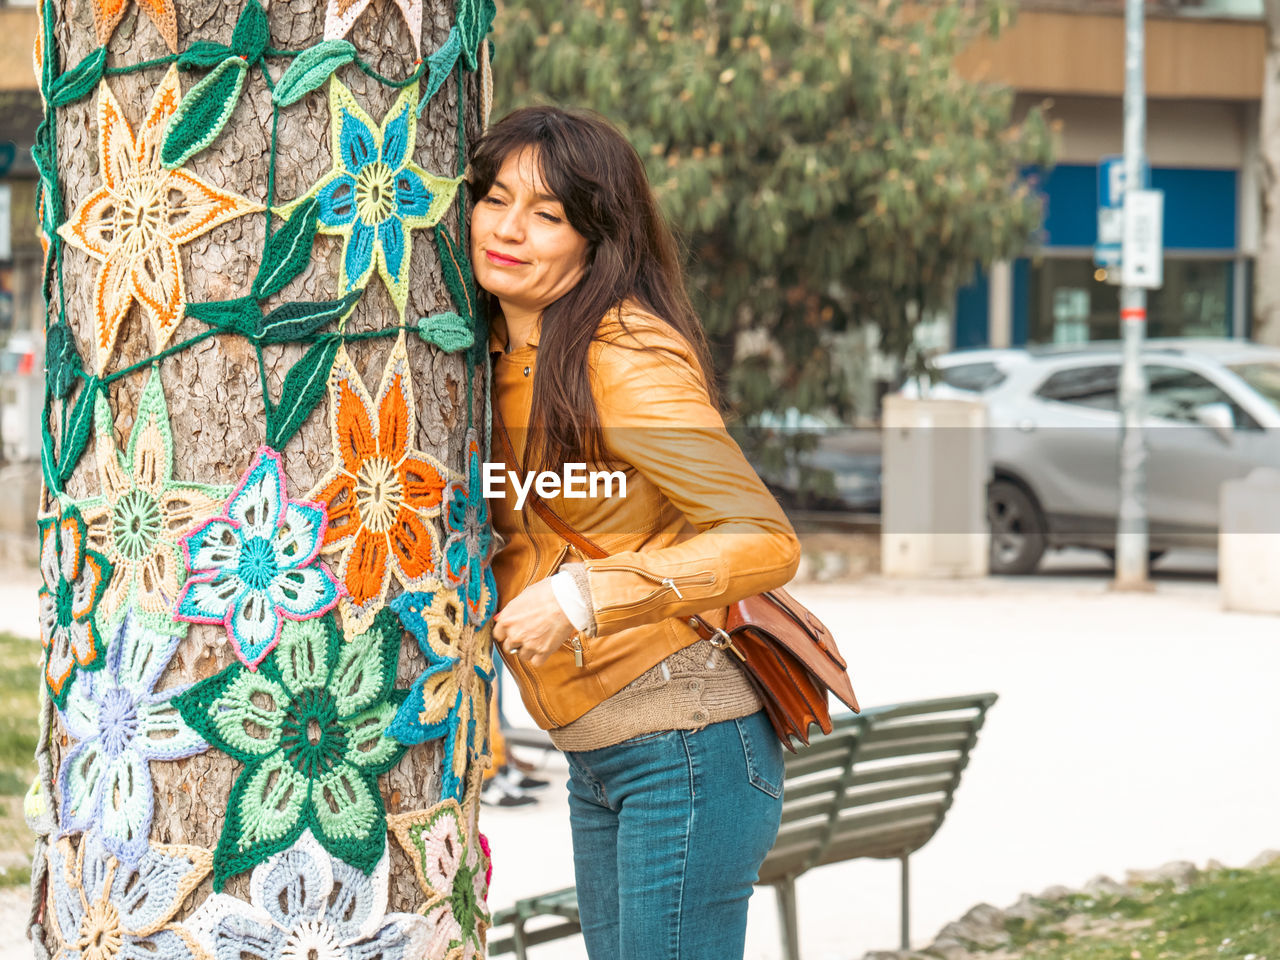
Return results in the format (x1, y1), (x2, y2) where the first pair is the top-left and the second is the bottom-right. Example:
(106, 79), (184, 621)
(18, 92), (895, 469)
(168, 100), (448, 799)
(325, 0), (423, 56)
(441, 430), (496, 629)
(388, 590), (492, 802)
(45, 832), (211, 960)
(38, 503), (112, 709)
(173, 610), (408, 890)
(389, 794), (491, 959)
(188, 830), (428, 960)
(87, 0), (179, 52)
(57, 66), (262, 375)
(279, 78), (461, 319)
(58, 614), (209, 865)
(78, 370), (230, 630)
(308, 335), (449, 638)
(175, 446), (340, 670)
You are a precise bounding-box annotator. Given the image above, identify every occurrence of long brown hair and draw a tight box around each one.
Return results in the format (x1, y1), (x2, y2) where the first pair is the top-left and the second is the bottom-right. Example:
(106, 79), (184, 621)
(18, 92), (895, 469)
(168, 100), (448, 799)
(469, 106), (718, 471)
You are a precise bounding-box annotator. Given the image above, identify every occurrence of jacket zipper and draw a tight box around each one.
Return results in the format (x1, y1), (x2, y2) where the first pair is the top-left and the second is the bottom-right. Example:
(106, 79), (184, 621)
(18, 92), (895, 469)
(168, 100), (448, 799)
(591, 565), (717, 611)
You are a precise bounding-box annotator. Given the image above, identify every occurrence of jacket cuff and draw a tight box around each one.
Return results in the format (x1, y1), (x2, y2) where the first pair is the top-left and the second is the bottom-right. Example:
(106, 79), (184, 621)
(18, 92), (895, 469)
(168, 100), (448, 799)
(550, 565), (596, 637)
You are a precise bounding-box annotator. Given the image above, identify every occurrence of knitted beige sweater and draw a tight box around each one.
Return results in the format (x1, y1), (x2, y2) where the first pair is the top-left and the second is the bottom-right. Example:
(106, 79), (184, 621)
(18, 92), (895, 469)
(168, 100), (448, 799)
(548, 638), (761, 752)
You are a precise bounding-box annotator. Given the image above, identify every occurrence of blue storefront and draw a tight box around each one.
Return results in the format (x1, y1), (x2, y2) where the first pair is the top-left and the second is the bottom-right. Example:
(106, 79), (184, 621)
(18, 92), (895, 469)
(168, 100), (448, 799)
(954, 163), (1246, 348)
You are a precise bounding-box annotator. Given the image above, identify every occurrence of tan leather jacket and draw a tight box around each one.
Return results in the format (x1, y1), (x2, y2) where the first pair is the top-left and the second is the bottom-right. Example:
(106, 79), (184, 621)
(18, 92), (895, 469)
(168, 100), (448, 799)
(489, 302), (801, 729)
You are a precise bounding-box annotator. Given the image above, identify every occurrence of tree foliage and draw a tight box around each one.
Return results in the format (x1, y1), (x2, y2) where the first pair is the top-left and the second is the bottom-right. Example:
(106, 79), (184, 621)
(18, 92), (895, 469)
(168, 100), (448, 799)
(491, 0), (1055, 420)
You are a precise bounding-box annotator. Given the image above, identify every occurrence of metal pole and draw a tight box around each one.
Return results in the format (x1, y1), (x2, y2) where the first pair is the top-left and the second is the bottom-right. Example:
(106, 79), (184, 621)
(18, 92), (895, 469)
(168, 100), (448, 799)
(1114, 0), (1150, 590)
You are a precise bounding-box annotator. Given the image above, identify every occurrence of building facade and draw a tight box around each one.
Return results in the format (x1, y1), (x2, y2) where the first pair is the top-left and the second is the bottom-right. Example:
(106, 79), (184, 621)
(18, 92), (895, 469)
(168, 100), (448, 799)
(951, 0), (1265, 349)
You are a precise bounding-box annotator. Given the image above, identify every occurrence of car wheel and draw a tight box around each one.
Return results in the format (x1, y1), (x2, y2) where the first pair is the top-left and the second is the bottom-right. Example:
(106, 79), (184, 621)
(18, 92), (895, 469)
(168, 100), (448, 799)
(987, 480), (1047, 575)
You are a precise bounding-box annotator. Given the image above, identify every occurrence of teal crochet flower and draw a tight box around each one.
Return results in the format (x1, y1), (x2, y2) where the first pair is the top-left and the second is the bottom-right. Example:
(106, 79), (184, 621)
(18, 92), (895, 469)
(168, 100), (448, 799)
(441, 430), (496, 629)
(173, 608), (408, 891)
(279, 78), (461, 319)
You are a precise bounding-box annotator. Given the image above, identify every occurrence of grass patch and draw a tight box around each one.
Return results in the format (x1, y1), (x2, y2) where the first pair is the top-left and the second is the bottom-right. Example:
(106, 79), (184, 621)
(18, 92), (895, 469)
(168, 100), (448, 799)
(1000, 863), (1280, 960)
(0, 632), (42, 872)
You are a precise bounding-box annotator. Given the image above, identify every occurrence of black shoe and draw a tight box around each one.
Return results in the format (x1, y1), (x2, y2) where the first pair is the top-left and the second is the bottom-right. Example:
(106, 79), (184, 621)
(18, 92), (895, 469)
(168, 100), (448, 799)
(481, 773), (537, 808)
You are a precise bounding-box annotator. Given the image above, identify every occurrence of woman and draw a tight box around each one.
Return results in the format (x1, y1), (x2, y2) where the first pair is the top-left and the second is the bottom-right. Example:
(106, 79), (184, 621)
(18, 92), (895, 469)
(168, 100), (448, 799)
(471, 105), (801, 960)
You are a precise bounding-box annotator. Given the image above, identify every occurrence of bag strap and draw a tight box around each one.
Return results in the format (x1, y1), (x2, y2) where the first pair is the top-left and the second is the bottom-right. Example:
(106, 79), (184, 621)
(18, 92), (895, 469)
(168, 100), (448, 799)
(491, 400), (726, 639)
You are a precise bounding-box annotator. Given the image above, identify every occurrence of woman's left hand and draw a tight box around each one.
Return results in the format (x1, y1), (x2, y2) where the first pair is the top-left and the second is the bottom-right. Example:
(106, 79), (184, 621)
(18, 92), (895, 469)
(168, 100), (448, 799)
(492, 578), (579, 668)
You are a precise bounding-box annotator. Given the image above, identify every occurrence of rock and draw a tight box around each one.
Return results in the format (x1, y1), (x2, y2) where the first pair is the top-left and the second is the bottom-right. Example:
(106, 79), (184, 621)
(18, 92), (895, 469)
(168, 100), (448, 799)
(1125, 861), (1200, 888)
(923, 937), (973, 960)
(1004, 893), (1049, 923)
(932, 903), (1010, 950)
(1037, 884), (1074, 901)
(1204, 859), (1228, 872)
(1247, 849), (1280, 869)
(1083, 874), (1134, 897)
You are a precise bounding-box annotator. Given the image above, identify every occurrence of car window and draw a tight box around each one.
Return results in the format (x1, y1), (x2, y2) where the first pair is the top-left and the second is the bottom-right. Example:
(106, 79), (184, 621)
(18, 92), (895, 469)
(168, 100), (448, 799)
(1034, 365), (1120, 410)
(938, 362), (1006, 393)
(1143, 364), (1258, 429)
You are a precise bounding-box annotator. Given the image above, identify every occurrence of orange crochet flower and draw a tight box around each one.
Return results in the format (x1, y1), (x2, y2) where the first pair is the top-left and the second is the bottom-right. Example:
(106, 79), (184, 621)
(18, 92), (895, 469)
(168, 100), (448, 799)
(90, 0), (179, 53)
(57, 66), (262, 375)
(309, 334), (450, 638)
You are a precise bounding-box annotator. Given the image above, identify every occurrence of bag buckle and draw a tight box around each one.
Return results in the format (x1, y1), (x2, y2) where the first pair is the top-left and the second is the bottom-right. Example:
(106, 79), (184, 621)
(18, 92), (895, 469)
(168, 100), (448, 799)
(707, 627), (745, 662)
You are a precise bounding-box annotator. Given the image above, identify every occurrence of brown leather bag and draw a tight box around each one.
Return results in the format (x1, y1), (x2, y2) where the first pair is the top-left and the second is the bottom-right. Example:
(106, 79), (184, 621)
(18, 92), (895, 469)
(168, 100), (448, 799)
(522, 488), (860, 751)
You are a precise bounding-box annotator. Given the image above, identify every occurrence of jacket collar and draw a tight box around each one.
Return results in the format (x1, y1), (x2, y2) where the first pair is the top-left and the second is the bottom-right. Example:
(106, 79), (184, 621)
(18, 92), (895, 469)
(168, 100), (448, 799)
(488, 313), (541, 355)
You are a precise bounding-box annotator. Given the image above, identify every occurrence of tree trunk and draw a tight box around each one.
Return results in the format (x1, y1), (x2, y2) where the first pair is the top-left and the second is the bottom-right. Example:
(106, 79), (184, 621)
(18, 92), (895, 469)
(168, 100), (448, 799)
(1257, 0), (1280, 344)
(33, 0), (489, 954)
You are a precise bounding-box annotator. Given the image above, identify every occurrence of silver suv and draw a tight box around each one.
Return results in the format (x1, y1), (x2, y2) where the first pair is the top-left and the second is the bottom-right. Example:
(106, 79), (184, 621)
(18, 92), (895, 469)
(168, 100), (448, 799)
(906, 340), (1280, 573)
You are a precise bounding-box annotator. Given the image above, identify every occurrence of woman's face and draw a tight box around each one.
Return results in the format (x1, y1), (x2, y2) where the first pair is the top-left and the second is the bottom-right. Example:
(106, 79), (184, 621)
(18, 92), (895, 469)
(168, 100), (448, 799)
(470, 147), (590, 318)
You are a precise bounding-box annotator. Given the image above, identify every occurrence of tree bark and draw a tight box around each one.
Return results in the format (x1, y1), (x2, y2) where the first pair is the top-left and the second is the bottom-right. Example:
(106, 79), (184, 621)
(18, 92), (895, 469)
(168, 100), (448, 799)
(36, 0), (483, 948)
(1256, 0), (1280, 344)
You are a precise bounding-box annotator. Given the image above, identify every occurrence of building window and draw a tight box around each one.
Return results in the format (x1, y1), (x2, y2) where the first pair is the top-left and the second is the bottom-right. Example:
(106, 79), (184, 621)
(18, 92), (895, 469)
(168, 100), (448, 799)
(1027, 256), (1234, 344)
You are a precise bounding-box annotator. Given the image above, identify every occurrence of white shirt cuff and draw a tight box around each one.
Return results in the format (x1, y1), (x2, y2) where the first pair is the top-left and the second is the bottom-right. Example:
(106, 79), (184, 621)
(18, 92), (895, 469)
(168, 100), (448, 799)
(549, 570), (592, 632)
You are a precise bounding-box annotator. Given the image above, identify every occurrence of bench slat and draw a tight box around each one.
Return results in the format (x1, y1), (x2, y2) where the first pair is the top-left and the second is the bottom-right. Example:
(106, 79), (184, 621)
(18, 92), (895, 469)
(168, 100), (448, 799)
(781, 773), (955, 824)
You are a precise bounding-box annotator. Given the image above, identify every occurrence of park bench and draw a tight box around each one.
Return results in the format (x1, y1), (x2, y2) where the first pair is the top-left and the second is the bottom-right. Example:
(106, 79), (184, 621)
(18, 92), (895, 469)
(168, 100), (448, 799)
(487, 691), (998, 960)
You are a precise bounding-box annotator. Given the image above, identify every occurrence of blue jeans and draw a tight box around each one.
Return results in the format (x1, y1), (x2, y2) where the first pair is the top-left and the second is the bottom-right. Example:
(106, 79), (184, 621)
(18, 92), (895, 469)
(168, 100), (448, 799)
(564, 710), (785, 960)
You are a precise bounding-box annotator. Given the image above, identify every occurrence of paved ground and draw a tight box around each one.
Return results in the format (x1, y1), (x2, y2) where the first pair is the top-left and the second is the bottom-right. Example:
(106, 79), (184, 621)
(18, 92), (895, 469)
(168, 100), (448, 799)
(3, 549), (1278, 959)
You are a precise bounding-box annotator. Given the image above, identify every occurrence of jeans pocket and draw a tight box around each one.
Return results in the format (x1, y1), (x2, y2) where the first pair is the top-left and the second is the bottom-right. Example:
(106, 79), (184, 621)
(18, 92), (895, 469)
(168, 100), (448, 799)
(735, 712), (784, 799)
(617, 728), (676, 746)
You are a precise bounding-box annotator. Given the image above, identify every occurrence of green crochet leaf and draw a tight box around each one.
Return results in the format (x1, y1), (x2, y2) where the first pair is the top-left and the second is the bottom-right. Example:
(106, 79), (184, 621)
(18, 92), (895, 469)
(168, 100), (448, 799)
(174, 611), (408, 889)
(416, 311), (473, 353)
(178, 40), (233, 70)
(48, 47), (106, 107)
(46, 324), (82, 399)
(58, 378), (99, 485)
(231, 0), (270, 64)
(161, 57), (249, 170)
(256, 292), (360, 344)
(456, 0), (497, 71)
(419, 27), (462, 111)
(187, 297), (260, 337)
(265, 337), (340, 450)
(435, 226), (476, 322)
(272, 40), (355, 108)
(252, 198), (320, 300)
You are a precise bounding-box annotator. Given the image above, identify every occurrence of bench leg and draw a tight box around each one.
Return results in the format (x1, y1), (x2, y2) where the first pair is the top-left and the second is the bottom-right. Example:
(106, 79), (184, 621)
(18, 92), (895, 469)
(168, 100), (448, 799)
(899, 853), (910, 951)
(513, 917), (529, 960)
(775, 878), (801, 960)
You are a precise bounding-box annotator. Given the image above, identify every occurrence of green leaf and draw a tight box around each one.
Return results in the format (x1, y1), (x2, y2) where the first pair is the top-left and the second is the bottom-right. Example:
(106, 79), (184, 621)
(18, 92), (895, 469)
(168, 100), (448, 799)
(272, 40), (355, 107)
(420, 28), (462, 111)
(456, 0), (497, 71)
(416, 311), (473, 353)
(187, 297), (260, 337)
(266, 337), (341, 449)
(231, 0), (270, 64)
(48, 47), (106, 107)
(255, 291), (361, 344)
(161, 57), (249, 170)
(58, 378), (99, 485)
(252, 198), (320, 300)
(435, 227), (475, 322)
(178, 40), (233, 70)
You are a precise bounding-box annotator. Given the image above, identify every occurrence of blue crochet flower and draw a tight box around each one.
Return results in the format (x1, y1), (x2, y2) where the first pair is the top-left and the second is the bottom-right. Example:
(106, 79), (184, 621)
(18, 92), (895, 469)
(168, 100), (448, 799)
(388, 590), (493, 802)
(442, 431), (497, 629)
(283, 78), (461, 319)
(174, 446), (340, 671)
